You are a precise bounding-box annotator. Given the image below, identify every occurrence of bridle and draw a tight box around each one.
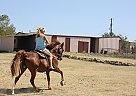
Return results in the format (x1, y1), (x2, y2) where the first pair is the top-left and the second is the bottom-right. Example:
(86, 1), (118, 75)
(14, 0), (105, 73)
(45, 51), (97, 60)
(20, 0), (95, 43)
(51, 44), (64, 60)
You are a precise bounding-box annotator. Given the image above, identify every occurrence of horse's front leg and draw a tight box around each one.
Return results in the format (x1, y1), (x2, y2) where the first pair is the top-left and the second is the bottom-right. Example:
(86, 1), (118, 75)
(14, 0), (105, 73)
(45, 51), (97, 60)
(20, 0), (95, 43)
(52, 68), (64, 86)
(46, 71), (51, 90)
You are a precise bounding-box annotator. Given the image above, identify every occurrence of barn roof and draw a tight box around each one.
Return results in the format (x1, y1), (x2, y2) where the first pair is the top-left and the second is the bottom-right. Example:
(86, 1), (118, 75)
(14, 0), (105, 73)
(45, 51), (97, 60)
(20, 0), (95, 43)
(46, 34), (121, 39)
(15, 32), (121, 39)
(15, 32), (36, 36)
(46, 34), (101, 38)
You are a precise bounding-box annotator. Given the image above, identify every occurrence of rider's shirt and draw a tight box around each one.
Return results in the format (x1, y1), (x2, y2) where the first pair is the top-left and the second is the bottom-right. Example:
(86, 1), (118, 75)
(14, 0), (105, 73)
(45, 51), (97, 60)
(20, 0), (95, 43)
(35, 37), (47, 50)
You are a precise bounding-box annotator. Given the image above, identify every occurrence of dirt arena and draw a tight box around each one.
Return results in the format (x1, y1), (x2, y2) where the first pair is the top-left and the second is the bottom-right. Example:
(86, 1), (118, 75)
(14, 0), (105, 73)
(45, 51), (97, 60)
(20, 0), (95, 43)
(0, 53), (136, 96)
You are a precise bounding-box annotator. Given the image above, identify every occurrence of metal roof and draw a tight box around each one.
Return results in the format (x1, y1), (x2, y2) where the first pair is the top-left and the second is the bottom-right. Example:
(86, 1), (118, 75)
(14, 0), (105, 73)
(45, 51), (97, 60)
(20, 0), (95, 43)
(15, 32), (36, 36)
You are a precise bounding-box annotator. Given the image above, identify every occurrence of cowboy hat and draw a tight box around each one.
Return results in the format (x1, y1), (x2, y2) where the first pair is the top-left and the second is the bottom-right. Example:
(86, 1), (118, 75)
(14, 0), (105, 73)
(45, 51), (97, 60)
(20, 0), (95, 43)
(36, 27), (46, 32)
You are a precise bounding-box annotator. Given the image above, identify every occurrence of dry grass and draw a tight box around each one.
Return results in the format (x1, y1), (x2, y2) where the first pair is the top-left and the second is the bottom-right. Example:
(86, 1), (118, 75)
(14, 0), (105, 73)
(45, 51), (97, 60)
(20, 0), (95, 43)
(0, 53), (136, 96)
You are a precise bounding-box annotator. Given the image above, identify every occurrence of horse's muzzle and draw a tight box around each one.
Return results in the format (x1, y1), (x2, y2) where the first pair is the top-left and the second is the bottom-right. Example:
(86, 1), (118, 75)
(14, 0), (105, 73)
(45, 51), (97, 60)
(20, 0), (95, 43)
(57, 57), (62, 61)
(57, 55), (62, 60)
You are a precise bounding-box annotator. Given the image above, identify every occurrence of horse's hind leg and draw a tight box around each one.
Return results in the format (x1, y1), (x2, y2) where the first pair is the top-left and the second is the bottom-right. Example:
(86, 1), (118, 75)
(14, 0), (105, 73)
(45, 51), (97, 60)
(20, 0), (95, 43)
(12, 67), (27, 94)
(30, 71), (39, 92)
(52, 68), (64, 86)
(12, 76), (16, 95)
(12, 75), (22, 94)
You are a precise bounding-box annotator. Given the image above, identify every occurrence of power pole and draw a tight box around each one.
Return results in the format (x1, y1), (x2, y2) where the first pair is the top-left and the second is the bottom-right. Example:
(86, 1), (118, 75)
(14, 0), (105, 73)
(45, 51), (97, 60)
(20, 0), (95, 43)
(109, 18), (112, 33)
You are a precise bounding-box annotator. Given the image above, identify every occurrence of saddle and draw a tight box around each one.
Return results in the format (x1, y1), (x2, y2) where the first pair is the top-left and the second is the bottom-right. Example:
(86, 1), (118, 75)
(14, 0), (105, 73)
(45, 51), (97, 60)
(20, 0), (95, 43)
(34, 50), (51, 68)
(34, 50), (49, 59)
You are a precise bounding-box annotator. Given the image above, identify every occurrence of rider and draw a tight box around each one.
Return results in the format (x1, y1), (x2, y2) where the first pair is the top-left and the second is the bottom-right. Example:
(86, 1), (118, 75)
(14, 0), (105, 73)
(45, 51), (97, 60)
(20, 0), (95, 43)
(35, 27), (54, 69)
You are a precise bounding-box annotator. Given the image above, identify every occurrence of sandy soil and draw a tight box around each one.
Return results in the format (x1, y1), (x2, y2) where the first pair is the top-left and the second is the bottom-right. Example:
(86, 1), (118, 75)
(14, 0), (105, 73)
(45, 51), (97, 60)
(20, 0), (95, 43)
(0, 53), (136, 96)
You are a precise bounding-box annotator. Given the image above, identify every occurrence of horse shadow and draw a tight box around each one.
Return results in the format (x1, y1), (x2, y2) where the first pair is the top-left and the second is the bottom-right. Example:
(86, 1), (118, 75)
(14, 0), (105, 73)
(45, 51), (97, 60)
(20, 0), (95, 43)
(0, 87), (49, 95)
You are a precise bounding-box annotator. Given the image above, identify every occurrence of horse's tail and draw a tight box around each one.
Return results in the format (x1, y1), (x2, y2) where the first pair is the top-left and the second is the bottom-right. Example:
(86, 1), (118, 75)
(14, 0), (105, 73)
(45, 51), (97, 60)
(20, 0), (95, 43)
(11, 50), (26, 77)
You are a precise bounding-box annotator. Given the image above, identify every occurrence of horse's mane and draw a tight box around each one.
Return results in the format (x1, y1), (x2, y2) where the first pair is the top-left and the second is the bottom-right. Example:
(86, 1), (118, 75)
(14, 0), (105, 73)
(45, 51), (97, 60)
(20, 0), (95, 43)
(46, 40), (61, 51)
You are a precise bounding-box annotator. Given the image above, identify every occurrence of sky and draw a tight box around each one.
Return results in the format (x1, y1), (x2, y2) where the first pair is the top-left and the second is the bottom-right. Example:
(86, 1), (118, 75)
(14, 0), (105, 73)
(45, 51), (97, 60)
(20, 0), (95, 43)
(0, 0), (136, 41)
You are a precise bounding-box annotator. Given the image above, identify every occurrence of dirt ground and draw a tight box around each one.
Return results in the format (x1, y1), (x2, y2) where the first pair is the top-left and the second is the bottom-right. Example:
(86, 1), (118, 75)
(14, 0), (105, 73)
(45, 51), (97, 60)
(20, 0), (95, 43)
(0, 53), (136, 96)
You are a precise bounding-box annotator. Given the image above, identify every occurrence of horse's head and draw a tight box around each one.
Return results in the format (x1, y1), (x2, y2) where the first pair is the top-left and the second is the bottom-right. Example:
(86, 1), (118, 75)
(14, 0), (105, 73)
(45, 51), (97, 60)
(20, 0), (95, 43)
(51, 42), (64, 60)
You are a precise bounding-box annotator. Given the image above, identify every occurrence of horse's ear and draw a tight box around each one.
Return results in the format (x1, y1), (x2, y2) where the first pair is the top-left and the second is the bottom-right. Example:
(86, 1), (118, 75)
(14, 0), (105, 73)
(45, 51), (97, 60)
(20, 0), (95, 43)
(61, 42), (64, 47)
(52, 40), (61, 46)
(56, 40), (61, 45)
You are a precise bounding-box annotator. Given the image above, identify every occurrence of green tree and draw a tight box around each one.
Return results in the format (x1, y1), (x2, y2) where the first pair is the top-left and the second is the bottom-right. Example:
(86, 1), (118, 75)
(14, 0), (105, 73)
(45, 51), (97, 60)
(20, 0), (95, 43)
(119, 34), (129, 53)
(0, 15), (16, 36)
(131, 40), (136, 54)
(102, 32), (116, 37)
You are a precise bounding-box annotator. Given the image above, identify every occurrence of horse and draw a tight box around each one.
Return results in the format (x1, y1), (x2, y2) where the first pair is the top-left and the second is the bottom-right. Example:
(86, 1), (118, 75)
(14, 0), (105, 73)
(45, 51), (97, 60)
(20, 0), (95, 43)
(11, 41), (64, 94)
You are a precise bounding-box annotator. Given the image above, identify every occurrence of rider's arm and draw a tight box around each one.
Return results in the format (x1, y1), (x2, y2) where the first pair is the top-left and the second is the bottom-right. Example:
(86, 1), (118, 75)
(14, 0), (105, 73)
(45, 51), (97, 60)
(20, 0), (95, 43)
(42, 34), (49, 44)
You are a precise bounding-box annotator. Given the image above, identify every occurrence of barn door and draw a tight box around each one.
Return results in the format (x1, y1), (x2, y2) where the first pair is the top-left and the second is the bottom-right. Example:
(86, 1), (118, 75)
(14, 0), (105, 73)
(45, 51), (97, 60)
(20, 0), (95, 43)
(65, 38), (70, 52)
(78, 41), (88, 53)
(84, 42), (89, 53)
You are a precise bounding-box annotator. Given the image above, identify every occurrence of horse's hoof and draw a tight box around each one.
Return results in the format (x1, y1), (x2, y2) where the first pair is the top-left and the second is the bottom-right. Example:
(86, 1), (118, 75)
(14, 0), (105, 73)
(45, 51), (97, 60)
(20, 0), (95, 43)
(11, 90), (15, 95)
(60, 81), (64, 86)
(11, 92), (14, 95)
(48, 87), (52, 90)
(34, 88), (40, 92)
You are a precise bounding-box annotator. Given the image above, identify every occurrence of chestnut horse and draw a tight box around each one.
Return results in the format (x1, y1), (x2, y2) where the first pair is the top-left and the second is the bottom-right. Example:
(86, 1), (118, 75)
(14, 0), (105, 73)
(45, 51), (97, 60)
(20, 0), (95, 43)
(11, 41), (64, 94)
